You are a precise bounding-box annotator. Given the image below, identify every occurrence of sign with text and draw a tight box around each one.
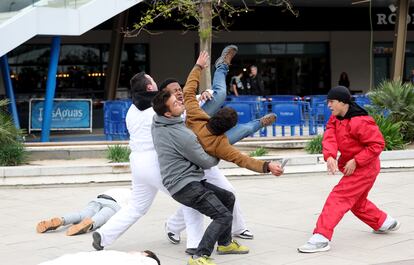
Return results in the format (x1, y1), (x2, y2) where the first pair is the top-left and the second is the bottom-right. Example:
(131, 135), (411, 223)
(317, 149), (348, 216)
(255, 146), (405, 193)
(29, 99), (92, 133)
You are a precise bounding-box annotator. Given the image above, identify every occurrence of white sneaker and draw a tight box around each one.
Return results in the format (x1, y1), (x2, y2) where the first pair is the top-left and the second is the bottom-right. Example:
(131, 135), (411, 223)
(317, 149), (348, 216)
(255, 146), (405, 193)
(164, 222), (180, 244)
(234, 229), (254, 240)
(373, 220), (401, 234)
(297, 242), (330, 253)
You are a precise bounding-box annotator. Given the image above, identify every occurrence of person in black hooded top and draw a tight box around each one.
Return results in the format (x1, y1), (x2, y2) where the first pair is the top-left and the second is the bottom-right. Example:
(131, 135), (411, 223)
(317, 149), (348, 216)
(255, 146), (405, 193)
(298, 86), (400, 253)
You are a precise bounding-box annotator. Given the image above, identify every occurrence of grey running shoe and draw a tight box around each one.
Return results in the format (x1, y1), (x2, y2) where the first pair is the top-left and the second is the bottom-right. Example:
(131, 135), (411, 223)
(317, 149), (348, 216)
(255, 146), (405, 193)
(92, 232), (104, 251)
(214, 45), (238, 68)
(297, 242), (330, 253)
(373, 220), (401, 234)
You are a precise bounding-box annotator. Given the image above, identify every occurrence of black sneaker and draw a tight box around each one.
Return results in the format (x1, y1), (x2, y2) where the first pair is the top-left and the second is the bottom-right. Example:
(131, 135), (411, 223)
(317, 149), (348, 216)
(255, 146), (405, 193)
(164, 222), (180, 244)
(92, 232), (104, 251)
(214, 45), (238, 68)
(185, 248), (197, 255)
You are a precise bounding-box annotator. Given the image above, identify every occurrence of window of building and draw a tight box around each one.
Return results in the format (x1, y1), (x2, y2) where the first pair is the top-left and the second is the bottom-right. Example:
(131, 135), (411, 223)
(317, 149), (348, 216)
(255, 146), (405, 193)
(212, 43), (330, 96)
(373, 42), (414, 86)
(7, 43), (149, 101)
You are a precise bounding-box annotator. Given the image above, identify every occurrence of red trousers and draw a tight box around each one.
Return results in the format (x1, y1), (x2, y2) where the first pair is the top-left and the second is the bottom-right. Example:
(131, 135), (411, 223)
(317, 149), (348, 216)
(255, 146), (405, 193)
(313, 159), (387, 240)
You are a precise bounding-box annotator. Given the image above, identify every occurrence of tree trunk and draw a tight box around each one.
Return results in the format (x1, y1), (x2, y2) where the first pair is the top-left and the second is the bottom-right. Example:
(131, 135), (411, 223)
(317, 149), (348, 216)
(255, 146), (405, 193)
(199, 0), (212, 92)
(391, 0), (410, 82)
(105, 10), (129, 100)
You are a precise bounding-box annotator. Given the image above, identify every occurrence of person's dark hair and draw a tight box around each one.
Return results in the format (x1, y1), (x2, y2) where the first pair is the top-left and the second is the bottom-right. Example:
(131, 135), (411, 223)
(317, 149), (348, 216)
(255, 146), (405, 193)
(152, 90), (172, 116)
(159, 78), (180, 91)
(143, 250), (161, 265)
(339, 72), (349, 81)
(130, 72), (151, 93)
(338, 72), (350, 88)
(233, 67), (244, 76)
(207, 107), (238, 135)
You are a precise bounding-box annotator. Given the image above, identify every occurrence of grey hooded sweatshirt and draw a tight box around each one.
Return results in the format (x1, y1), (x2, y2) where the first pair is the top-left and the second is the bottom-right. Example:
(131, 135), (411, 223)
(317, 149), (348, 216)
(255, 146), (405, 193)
(151, 114), (219, 195)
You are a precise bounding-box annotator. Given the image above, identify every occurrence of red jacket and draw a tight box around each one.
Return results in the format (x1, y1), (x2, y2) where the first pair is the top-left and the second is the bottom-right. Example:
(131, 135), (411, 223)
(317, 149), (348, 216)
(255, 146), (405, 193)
(323, 115), (385, 170)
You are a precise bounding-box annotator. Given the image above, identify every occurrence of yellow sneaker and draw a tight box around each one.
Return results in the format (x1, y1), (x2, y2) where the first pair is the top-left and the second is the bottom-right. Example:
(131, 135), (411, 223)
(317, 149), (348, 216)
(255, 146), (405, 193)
(188, 255), (216, 265)
(217, 239), (249, 255)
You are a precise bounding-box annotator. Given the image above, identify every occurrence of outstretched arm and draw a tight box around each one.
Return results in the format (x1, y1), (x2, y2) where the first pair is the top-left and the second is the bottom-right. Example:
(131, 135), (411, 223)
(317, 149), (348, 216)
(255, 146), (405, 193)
(183, 51), (210, 122)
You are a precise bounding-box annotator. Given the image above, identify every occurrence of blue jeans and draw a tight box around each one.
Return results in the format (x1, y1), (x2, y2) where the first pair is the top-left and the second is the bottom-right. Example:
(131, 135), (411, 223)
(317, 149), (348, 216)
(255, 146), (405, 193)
(62, 198), (120, 229)
(201, 64), (228, 116)
(201, 64), (262, 144)
(172, 180), (235, 257)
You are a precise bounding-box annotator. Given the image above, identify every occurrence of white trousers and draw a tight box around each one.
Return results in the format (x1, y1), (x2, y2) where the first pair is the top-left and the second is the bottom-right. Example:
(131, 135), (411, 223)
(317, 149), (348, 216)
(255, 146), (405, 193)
(97, 151), (246, 248)
(97, 150), (201, 247)
(167, 166), (247, 248)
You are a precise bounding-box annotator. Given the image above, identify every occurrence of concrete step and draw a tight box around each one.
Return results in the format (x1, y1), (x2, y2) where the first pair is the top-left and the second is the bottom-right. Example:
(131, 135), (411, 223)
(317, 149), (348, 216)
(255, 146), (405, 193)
(24, 138), (312, 160)
(1, 150), (414, 186)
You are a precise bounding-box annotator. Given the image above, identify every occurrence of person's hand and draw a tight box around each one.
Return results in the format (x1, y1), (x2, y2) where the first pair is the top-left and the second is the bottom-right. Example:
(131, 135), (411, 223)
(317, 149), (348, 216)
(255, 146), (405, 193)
(196, 51), (209, 69)
(326, 157), (338, 175)
(343, 158), (356, 176)
(199, 90), (212, 102)
(268, 162), (284, 176)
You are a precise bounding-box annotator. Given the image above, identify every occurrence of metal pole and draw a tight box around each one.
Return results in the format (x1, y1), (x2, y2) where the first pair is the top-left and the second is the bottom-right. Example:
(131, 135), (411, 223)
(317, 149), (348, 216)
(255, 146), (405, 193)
(41, 36), (61, 142)
(0, 55), (20, 129)
(391, 0), (410, 81)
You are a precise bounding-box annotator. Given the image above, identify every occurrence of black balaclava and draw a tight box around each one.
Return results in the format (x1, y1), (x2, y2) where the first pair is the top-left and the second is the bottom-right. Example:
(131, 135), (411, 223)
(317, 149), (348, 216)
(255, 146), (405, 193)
(327, 86), (352, 104)
(132, 91), (158, 111)
(327, 86), (368, 120)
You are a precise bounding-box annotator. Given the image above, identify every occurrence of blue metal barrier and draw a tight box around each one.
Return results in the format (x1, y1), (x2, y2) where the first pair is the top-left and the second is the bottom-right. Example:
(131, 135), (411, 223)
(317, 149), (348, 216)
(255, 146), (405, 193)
(266, 101), (306, 136)
(226, 95), (262, 102)
(266, 95), (301, 101)
(104, 100), (132, 140)
(353, 94), (371, 108)
(223, 102), (257, 124)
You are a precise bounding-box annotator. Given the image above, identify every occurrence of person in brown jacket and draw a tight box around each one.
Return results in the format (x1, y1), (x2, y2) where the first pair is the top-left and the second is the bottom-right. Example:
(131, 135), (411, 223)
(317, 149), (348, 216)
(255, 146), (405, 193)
(183, 50), (283, 176)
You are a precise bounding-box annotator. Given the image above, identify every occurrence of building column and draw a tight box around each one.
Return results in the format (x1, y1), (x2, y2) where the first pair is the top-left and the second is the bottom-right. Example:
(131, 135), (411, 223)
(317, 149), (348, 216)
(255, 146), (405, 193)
(41, 36), (61, 142)
(0, 55), (20, 129)
(391, 0), (410, 81)
(104, 10), (129, 100)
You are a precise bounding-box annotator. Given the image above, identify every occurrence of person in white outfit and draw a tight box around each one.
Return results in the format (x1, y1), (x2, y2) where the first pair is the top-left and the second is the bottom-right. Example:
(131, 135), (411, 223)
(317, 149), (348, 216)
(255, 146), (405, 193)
(38, 250), (160, 265)
(36, 188), (131, 236)
(92, 73), (204, 251)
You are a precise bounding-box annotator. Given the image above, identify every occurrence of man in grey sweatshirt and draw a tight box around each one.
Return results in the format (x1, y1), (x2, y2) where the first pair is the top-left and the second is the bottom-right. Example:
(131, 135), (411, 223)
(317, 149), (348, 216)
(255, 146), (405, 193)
(151, 90), (249, 265)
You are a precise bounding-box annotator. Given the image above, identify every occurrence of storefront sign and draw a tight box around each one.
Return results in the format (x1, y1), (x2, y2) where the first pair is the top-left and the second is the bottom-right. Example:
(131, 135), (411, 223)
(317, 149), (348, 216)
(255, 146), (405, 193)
(376, 13), (414, 25)
(29, 98), (92, 133)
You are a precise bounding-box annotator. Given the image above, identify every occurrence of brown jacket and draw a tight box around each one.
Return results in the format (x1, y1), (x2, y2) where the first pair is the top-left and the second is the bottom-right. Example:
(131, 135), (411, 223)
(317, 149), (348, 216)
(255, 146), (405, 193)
(183, 65), (268, 173)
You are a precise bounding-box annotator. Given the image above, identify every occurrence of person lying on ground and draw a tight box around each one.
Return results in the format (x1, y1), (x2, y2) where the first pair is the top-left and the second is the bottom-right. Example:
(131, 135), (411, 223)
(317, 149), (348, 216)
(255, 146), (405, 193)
(36, 188), (130, 236)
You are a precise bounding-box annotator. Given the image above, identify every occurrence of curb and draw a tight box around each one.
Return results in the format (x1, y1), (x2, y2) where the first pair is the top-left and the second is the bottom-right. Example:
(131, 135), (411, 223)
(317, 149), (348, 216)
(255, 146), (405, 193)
(1, 150), (414, 186)
(24, 138), (312, 161)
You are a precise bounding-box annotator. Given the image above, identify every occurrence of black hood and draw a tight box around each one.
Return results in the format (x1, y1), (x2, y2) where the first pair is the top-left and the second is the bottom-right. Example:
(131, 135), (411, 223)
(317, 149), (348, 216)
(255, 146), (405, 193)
(337, 102), (368, 120)
(132, 91), (158, 111)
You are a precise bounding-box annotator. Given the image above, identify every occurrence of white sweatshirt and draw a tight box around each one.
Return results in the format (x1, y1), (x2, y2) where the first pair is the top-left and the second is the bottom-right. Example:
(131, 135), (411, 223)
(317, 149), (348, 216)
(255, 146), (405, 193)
(38, 250), (158, 265)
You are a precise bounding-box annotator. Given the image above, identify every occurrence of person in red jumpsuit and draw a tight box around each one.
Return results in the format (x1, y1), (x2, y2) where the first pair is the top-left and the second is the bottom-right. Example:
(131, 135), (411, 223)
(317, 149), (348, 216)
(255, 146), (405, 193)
(298, 86), (400, 253)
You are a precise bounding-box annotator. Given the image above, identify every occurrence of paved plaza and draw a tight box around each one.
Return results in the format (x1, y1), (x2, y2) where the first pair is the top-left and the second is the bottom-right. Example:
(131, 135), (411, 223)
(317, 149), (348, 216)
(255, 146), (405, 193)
(0, 169), (413, 265)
